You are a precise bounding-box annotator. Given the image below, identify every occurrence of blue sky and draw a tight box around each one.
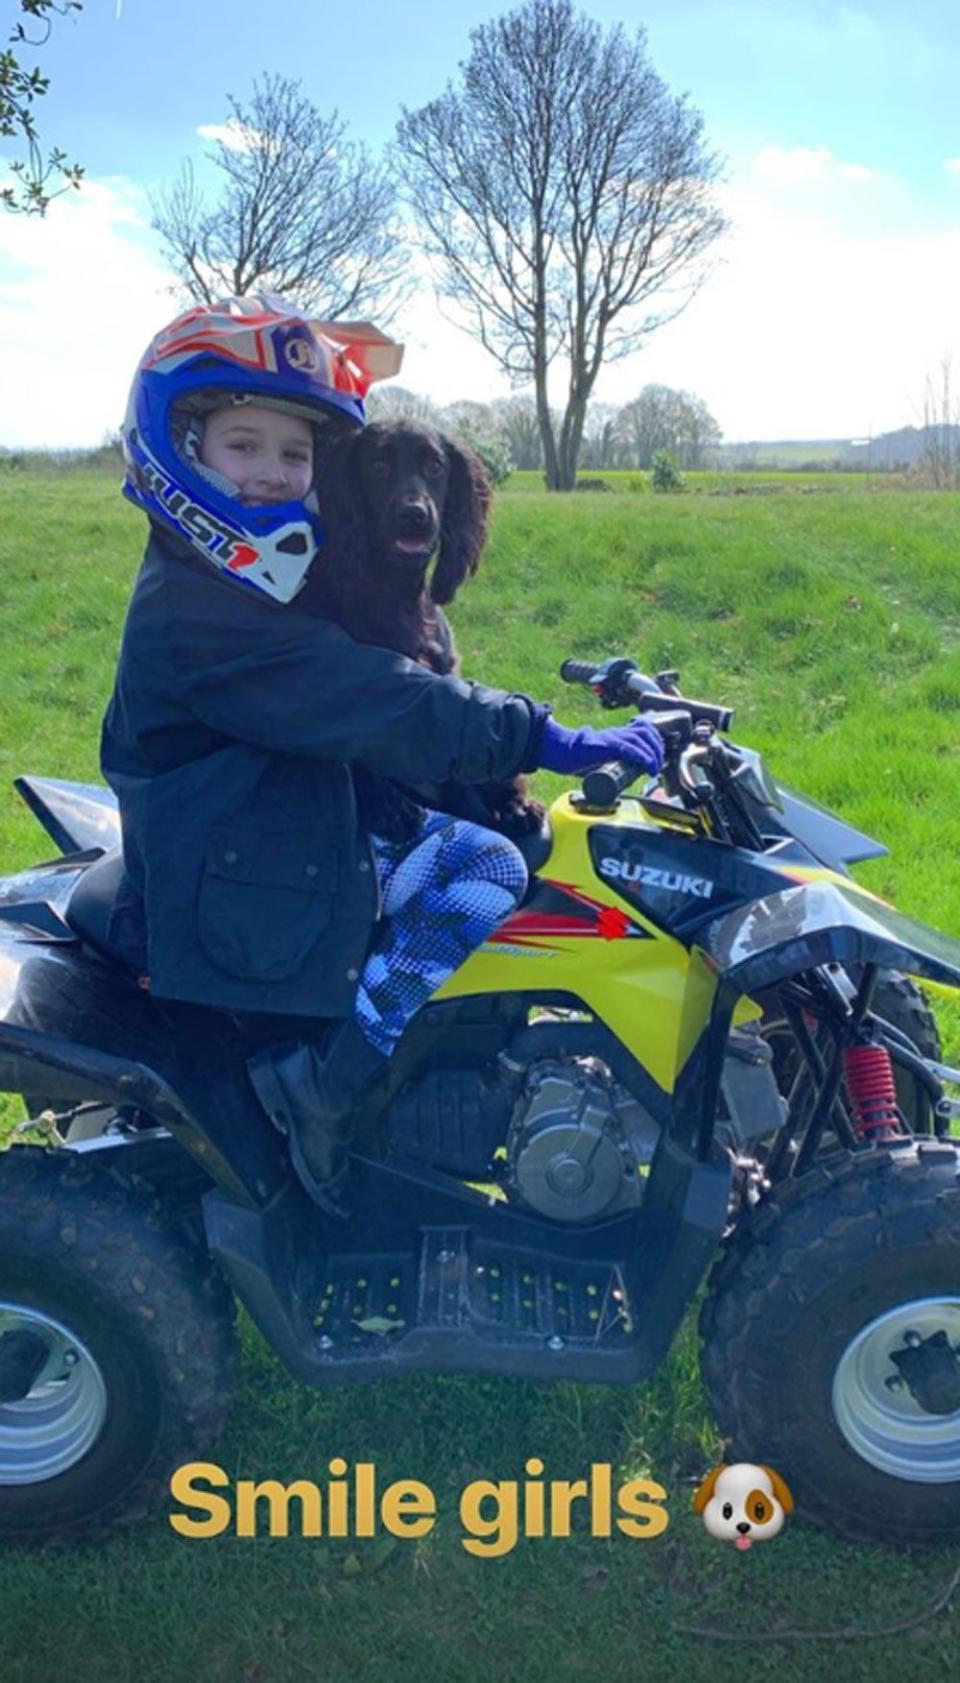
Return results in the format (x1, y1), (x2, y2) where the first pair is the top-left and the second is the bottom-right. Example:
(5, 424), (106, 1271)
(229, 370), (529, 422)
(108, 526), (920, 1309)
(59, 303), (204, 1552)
(2, 0), (960, 444)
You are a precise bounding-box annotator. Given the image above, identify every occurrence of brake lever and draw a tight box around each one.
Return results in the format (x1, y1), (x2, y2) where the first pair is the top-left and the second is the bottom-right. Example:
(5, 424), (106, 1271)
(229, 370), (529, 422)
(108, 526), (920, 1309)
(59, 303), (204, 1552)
(678, 744), (715, 804)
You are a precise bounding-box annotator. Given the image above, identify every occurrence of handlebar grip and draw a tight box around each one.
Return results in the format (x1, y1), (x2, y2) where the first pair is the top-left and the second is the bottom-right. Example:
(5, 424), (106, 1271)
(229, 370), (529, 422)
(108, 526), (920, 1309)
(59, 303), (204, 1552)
(581, 760), (644, 807)
(625, 679), (733, 733)
(560, 660), (599, 685)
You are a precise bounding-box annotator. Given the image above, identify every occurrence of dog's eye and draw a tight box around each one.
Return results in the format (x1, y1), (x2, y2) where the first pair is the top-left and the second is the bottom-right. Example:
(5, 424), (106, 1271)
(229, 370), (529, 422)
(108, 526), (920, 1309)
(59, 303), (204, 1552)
(750, 1494), (773, 1523)
(368, 458), (390, 478)
(722, 1502), (733, 1520)
(423, 457), (444, 478)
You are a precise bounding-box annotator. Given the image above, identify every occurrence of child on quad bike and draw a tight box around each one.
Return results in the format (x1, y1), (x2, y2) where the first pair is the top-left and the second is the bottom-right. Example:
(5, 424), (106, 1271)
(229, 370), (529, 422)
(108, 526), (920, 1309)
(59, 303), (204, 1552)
(102, 293), (665, 1216)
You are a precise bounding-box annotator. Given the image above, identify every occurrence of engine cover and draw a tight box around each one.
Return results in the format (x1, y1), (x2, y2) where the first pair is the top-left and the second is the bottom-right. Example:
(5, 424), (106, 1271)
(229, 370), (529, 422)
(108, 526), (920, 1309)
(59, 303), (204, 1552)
(388, 1062), (519, 1177)
(506, 1059), (656, 1223)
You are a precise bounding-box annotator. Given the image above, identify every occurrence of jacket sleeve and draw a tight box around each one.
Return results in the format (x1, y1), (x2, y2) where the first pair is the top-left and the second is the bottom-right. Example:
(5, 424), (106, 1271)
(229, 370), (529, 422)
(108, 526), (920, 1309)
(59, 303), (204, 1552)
(165, 568), (548, 786)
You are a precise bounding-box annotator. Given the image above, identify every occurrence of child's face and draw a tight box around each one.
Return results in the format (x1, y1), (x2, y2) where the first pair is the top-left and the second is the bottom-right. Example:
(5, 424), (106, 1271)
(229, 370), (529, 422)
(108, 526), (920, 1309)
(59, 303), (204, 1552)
(200, 404), (314, 504)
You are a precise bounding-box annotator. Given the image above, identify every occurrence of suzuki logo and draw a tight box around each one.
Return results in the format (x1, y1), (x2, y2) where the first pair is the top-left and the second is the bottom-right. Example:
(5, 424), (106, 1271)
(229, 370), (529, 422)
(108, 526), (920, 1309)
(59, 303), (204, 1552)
(599, 856), (715, 900)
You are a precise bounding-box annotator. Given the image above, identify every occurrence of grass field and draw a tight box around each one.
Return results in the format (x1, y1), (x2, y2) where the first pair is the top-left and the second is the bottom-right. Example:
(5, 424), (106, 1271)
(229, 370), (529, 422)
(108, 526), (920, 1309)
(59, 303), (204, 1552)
(1, 468), (960, 1682)
(506, 467), (904, 493)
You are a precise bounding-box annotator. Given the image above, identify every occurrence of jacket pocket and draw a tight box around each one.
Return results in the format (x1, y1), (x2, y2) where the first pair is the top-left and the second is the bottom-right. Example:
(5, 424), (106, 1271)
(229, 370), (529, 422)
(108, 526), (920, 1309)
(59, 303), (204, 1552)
(198, 826), (339, 982)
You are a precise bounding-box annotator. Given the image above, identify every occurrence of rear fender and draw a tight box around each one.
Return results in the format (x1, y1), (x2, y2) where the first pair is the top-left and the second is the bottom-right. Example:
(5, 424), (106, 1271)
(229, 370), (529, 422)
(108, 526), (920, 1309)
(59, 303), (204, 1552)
(0, 929), (285, 1207)
(14, 776), (120, 856)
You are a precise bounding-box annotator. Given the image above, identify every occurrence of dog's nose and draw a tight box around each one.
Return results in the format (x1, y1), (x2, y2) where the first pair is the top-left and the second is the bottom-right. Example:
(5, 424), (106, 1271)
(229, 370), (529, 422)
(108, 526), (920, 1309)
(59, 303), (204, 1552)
(400, 502), (431, 530)
(736, 1522), (751, 1534)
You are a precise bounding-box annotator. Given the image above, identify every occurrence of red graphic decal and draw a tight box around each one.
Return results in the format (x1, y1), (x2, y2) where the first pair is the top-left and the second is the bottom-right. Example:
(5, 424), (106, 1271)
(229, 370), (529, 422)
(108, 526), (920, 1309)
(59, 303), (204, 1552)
(488, 879), (643, 946)
(227, 543), (260, 571)
(596, 904), (631, 941)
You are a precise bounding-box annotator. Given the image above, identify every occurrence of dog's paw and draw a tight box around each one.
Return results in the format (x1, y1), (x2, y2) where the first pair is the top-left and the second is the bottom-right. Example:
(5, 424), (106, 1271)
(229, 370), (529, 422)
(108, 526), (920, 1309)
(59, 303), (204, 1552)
(496, 797), (547, 839)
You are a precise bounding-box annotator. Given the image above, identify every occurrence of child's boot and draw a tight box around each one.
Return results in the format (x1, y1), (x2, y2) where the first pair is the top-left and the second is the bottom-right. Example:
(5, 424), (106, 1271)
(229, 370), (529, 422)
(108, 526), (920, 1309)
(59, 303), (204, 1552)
(248, 1022), (390, 1217)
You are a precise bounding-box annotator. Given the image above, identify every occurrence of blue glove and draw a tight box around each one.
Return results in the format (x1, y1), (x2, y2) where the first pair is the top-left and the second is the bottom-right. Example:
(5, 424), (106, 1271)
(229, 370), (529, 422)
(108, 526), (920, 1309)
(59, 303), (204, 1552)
(536, 715), (665, 776)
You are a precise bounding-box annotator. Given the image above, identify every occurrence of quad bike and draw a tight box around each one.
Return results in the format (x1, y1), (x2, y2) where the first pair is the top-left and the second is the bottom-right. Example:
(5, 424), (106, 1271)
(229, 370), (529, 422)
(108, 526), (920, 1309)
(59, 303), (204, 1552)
(1, 656), (960, 1549)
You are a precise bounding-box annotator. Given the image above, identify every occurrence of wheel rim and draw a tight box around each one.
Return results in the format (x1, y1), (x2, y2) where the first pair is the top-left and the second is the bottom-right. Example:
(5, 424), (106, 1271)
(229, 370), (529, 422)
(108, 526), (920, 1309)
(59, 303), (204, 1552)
(832, 1297), (960, 1483)
(0, 1301), (108, 1486)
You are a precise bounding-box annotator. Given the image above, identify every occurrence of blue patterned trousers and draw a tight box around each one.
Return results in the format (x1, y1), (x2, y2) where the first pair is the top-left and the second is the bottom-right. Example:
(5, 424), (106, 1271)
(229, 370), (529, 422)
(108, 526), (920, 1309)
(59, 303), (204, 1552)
(354, 811), (528, 1056)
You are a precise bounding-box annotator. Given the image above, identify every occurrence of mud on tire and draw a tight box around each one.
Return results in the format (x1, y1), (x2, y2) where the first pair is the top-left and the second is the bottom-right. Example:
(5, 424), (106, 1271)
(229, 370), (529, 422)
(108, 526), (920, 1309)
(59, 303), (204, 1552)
(699, 1141), (960, 1547)
(0, 1147), (236, 1546)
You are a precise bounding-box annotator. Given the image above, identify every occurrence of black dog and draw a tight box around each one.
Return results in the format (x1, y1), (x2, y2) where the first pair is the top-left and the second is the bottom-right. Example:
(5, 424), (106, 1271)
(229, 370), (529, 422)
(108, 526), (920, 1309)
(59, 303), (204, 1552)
(302, 419), (543, 843)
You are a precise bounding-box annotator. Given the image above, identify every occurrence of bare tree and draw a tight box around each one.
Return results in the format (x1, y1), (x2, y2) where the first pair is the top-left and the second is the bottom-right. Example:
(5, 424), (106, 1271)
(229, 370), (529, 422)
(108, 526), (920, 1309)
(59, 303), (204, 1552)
(395, 0), (726, 489)
(579, 401), (628, 469)
(1, 1), (84, 214)
(365, 385), (442, 426)
(619, 383), (721, 469)
(919, 359), (960, 490)
(490, 394), (545, 470)
(152, 74), (408, 322)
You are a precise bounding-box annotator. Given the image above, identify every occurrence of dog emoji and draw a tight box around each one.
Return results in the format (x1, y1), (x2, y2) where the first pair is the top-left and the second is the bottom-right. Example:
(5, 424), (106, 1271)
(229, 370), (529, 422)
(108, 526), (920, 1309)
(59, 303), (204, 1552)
(693, 1463), (794, 1551)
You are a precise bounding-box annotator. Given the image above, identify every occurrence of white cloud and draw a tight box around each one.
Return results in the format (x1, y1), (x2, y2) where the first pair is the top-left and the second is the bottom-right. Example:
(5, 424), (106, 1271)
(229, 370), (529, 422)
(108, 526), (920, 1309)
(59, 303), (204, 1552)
(195, 120), (263, 155)
(2, 147), (959, 450)
(753, 146), (875, 186)
(944, 157), (960, 175)
(399, 145), (956, 442)
(589, 155), (960, 441)
(0, 175), (176, 448)
(839, 162), (875, 183)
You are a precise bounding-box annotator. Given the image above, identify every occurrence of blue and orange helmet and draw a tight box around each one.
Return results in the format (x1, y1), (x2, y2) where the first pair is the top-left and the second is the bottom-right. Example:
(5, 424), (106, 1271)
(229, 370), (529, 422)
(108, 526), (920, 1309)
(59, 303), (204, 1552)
(122, 294), (403, 603)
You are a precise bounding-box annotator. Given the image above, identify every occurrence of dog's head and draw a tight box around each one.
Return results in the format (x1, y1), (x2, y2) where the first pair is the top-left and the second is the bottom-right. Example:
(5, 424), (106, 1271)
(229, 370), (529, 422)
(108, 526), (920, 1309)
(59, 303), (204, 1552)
(313, 420), (491, 605)
(692, 1463), (793, 1550)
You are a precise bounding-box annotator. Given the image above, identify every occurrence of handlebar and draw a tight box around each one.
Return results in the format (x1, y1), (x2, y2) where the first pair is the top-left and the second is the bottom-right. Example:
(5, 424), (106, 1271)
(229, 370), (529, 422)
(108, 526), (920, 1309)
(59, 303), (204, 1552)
(560, 657), (733, 733)
(558, 659), (601, 686)
(580, 761), (645, 807)
(559, 655), (769, 847)
(559, 655), (736, 819)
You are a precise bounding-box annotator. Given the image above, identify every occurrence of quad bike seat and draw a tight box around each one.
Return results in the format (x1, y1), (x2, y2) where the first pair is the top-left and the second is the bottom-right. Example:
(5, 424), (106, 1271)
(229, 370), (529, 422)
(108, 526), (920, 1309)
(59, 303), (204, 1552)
(65, 847), (130, 966)
(66, 814), (555, 968)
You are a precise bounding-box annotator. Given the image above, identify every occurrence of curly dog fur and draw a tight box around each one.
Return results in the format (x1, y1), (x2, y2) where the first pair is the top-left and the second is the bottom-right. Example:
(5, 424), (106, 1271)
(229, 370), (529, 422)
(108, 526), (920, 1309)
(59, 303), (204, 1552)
(302, 419), (543, 844)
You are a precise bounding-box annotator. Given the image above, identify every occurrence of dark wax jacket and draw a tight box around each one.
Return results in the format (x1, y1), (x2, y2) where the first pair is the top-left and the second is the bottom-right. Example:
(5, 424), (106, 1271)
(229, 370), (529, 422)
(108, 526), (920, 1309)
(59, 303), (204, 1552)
(100, 529), (547, 1017)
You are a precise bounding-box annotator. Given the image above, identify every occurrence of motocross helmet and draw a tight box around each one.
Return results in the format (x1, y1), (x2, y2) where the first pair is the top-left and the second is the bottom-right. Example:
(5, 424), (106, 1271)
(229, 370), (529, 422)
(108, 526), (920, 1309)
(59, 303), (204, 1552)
(122, 294), (403, 603)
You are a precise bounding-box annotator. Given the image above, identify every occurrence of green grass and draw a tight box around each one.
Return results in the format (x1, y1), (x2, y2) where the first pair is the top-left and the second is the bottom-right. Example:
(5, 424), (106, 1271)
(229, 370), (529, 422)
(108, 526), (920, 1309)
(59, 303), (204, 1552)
(507, 466), (904, 494)
(2, 468), (960, 1681)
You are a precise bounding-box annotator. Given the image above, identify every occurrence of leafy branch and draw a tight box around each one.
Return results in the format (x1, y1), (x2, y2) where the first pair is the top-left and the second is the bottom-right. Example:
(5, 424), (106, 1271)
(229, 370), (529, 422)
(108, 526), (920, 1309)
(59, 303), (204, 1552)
(1, 1), (84, 215)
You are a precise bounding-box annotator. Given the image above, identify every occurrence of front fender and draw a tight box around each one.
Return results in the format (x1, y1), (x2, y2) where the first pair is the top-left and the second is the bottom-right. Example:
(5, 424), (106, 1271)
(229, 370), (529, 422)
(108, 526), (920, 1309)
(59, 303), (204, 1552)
(702, 880), (960, 997)
(667, 880), (960, 1156)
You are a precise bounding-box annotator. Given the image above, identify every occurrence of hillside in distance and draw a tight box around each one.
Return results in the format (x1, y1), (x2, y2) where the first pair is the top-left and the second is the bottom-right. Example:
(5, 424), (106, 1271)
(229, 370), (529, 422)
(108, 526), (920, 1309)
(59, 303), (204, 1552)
(719, 424), (960, 469)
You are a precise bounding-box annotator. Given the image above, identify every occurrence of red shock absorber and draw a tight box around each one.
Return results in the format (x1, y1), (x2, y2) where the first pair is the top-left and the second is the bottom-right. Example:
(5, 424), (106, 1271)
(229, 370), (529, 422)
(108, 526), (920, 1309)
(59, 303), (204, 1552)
(844, 1043), (900, 1139)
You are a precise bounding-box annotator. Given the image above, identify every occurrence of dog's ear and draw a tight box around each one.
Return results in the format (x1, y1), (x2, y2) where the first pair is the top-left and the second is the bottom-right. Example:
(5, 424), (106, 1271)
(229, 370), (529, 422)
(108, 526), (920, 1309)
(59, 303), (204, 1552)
(308, 428), (367, 598)
(692, 1466), (725, 1514)
(759, 1465), (794, 1515)
(430, 438), (492, 606)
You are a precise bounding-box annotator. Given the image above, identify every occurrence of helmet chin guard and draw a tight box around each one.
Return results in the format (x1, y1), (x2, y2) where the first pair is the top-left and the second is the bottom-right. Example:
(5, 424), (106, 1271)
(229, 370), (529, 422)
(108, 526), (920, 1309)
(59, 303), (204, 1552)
(121, 294), (403, 603)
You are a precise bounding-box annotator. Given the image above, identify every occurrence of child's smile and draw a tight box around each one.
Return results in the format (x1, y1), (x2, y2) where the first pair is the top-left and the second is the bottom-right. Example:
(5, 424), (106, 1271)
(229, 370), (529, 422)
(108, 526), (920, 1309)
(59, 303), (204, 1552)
(200, 404), (314, 504)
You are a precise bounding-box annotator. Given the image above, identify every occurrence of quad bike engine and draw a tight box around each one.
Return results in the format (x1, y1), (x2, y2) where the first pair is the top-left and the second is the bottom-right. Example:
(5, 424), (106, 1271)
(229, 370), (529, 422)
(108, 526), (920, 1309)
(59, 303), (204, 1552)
(388, 1017), (788, 1225)
(505, 1058), (658, 1223)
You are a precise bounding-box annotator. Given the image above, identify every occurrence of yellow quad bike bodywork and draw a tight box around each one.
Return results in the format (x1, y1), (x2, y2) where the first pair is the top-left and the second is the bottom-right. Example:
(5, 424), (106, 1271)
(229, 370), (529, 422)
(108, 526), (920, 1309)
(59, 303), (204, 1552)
(437, 790), (889, 1104)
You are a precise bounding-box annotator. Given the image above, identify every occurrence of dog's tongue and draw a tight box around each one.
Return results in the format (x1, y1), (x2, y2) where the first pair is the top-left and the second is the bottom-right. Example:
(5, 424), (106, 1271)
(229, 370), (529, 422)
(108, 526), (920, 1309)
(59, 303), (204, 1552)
(396, 538), (428, 554)
(735, 1535), (752, 1552)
